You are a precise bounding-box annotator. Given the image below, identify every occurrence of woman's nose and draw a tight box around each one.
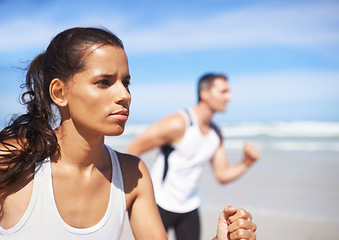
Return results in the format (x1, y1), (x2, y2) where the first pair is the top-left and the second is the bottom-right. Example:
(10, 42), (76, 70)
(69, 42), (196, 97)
(115, 81), (131, 104)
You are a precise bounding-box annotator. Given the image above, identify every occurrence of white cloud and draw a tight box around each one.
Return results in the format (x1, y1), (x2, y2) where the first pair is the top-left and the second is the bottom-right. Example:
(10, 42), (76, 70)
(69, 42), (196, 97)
(0, 12), (128, 53)
(0, 2), (338, 54)
(122, 2), (339, 53)
(129, 71), (339, 108)
(130, 81), (196, 107)
(229, 71), (339, 104)
(121, 70), (339, 122)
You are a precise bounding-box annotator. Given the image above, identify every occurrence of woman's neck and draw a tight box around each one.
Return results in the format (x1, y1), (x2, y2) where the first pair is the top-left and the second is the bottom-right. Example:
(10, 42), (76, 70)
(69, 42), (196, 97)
(53, 123), (107, 171)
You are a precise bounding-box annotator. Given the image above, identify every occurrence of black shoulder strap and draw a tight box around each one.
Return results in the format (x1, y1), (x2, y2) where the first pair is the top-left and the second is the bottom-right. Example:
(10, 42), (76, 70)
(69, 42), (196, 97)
(210, 121), (223, 141)
(184, 108), (193, 126)
(161, 144), (175, 182)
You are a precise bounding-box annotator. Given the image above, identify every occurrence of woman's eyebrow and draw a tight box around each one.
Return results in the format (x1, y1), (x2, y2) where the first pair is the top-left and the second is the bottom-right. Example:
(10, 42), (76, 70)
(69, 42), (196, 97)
(98, 73), (117, 78)
(97, 73), (131, 81)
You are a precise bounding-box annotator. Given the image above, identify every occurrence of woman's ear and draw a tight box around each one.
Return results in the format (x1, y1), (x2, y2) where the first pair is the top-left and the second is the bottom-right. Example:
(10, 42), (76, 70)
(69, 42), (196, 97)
(49, 78), (68, 107)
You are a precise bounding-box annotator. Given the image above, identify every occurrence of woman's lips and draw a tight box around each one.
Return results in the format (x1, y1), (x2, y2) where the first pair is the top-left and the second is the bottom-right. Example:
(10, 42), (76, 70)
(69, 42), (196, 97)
(109, 110), (129, 121)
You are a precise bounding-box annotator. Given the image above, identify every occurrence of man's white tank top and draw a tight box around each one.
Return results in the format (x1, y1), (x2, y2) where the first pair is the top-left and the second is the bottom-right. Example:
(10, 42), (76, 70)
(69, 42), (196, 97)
(151, 109), (221, 213)
(0, 146), (126, 240)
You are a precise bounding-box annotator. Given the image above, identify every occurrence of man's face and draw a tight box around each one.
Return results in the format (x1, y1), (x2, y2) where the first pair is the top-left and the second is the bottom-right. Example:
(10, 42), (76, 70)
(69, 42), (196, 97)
(204, 78), (232, 112)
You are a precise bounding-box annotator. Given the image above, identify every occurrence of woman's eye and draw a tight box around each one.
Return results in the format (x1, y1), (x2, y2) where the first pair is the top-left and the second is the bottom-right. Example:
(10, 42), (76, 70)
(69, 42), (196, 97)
(96, 79), (110, 86)
(123, 81), (131, 88)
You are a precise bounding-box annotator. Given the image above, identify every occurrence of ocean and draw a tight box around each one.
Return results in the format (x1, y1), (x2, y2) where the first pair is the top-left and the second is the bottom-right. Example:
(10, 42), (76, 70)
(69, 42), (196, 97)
(106, 121), (339, 239)
(107, 121), (339, 152)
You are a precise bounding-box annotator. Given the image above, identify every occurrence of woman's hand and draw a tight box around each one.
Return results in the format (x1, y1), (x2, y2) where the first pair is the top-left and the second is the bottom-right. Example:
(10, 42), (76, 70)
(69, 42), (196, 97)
(215, 206), (257, 240)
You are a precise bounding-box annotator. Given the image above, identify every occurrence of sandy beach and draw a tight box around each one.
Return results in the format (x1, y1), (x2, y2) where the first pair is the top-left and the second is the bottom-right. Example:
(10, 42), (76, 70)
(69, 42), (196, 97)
(103, 121), (339, 240)
(120, 209), (339, 240)
(114, 146), (339, 239)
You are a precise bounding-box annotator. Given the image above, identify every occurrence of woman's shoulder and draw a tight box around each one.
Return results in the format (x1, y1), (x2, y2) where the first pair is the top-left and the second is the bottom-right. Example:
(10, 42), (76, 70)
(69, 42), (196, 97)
(115, 151), (147, 181)
(114, 150), (151, 190)
(0, 138), (34, 229)
(114, 151), (153, 210)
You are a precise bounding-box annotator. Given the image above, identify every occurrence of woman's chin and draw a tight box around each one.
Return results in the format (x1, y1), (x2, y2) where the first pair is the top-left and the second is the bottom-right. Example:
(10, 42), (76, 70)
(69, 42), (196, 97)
(106, 125), (125, 136)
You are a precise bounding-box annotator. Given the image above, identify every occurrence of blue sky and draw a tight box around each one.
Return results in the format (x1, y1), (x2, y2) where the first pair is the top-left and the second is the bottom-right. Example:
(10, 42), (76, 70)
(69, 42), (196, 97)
(0, 0), (338, 125)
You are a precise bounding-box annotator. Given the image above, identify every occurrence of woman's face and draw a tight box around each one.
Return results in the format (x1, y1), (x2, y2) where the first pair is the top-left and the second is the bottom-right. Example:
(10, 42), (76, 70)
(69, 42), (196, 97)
(62, 45), (131, 137)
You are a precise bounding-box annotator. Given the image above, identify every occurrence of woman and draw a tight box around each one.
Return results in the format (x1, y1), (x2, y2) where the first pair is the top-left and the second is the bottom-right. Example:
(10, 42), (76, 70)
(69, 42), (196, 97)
(0, 27), (256, 239)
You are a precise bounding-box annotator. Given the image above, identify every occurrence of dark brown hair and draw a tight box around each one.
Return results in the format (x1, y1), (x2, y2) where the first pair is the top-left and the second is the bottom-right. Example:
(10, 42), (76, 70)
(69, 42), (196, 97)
(197, 73), (227, 102)
(0, 27), (124, 207)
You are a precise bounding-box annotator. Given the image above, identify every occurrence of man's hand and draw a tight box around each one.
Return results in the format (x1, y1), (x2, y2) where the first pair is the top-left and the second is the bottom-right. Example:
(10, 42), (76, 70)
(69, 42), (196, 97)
(216, 206), (257, 240)
(243, 140), (259, 167)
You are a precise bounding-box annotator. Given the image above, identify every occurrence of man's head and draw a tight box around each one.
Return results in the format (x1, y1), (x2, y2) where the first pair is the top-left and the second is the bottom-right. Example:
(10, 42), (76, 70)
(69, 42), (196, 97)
(197, 73), (232, 112)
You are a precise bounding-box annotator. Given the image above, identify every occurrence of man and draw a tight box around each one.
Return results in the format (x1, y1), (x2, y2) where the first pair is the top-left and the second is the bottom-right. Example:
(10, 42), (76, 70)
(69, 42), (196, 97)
(127, 73), (259, 240)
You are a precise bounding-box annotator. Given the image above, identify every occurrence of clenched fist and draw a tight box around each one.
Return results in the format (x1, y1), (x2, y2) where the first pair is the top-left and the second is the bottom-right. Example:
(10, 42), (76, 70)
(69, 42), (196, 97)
(215, 206), (257, 240)
(243, 140), (259, 167)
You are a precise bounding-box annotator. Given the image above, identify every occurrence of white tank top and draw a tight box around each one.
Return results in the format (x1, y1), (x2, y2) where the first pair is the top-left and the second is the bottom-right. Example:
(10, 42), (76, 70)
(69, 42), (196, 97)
(0, 146), (126, 240)
(151, 109), (220, 213)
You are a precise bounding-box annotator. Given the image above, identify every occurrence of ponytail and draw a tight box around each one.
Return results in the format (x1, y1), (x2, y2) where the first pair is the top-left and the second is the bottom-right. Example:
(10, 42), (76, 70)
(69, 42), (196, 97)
(0, 53), (59, 196)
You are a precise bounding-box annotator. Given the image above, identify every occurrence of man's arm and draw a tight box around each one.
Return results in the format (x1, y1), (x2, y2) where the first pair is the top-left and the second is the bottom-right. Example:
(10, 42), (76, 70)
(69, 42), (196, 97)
(126, 113), (186, 156)
(211, 139), (259, 184)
